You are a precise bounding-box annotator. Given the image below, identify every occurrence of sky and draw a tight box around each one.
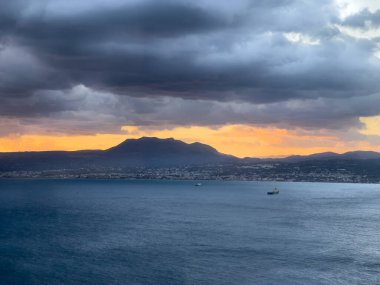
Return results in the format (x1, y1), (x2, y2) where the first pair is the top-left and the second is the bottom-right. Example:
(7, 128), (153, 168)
(0, 0), (380, 157)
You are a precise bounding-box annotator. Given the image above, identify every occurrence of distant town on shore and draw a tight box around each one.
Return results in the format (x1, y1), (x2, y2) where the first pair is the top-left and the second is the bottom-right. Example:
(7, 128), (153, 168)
(1, 137), (380, 184)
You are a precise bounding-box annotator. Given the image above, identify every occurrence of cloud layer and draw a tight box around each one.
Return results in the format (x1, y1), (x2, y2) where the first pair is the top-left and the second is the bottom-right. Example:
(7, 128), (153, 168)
(0, 0), (380, 137)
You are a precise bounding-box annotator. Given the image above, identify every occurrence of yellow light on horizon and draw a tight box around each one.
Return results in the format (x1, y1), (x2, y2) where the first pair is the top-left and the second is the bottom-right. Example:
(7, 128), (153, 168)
(359, 116), (380, 136)
(2, 124), (380, 158)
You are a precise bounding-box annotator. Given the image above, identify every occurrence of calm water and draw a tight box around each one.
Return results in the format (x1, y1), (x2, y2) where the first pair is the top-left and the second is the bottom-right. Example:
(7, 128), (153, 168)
(0, 180), (379, 284)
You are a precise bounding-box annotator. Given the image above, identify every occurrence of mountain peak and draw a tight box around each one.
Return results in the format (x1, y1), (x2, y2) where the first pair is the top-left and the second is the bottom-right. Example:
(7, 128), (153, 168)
(102, 137), (232, 166)
(108, 137), (187, 151)
(107, 137), (219, 154)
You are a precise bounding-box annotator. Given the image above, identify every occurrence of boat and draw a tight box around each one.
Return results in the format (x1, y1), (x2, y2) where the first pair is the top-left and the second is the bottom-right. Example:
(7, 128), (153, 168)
(194, 183), (202, 187)
(267, 187), (279, 195)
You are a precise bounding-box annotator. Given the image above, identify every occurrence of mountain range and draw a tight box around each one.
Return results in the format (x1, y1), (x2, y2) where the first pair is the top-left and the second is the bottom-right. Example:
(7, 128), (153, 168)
(0, 137), (380, 172)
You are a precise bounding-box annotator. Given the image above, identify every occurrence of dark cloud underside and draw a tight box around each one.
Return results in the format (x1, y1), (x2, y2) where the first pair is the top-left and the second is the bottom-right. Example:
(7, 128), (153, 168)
(0, 0), (379, 135)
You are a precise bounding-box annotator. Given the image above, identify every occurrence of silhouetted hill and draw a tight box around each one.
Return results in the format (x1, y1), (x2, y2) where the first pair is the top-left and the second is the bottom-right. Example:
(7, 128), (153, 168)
(0, 137), (236, 171)
(283, 152), (339, 162)
(340, 151), (380, 160)
(104, 137), (236, 167)
(282, 151), (380, 162)
(108, 137), (219, 155)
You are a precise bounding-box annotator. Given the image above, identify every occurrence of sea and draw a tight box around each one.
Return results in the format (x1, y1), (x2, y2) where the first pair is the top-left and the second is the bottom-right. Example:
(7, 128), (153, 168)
(0, 179), (379, 284)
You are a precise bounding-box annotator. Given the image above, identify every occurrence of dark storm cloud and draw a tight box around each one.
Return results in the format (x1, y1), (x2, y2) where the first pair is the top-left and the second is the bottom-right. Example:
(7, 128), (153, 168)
(0, 0), (240, 97)
(4, 86), (380, 136)
(0, 0), (380, 134)
(342, 9), (380, 28)
(0, 1), (24, 31)
(9, 1), (235, 45)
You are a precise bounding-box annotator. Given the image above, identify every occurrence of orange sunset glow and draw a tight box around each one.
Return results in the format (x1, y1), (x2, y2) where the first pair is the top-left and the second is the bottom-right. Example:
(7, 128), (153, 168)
(1, 121), (380, 157)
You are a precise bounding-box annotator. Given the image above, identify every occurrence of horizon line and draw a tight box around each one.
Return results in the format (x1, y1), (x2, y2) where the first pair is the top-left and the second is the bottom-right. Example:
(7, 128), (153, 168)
(0, 136), (378, 159)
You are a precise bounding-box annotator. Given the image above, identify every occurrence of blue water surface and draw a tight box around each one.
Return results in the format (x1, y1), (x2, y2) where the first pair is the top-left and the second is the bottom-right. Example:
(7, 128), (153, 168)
(0, 179), (379, 284)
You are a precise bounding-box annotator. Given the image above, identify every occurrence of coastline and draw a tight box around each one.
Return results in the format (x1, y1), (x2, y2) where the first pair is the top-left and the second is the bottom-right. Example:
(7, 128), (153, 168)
(1, 175), (379, 184)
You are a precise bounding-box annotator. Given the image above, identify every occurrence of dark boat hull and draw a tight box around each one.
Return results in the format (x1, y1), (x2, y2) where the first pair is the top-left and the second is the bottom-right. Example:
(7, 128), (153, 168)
(267, 192), (279, 195)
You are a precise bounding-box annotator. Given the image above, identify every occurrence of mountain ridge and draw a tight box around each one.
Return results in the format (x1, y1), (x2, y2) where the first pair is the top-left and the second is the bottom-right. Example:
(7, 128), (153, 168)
(0, 137), (380, 172)
(0, 137), (236, 171)
(282, 150), (380, 162)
